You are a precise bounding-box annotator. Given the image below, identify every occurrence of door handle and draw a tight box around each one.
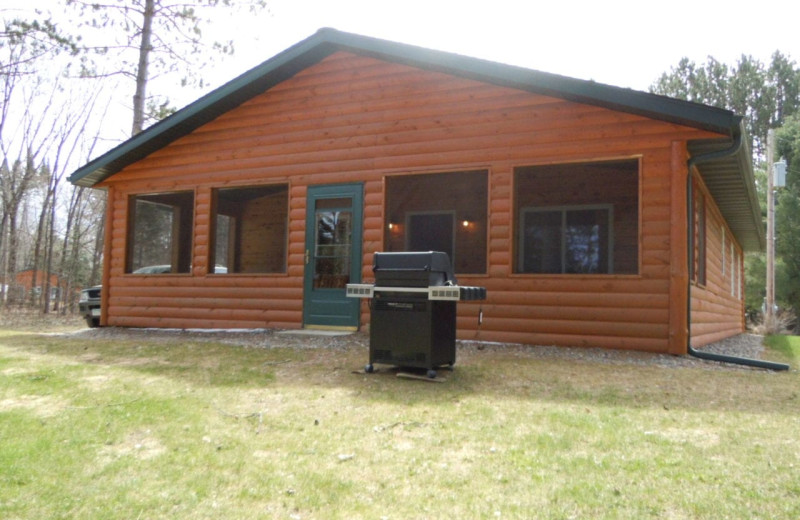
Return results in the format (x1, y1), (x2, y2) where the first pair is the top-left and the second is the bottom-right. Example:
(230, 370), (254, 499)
(305, 249), (310, 265)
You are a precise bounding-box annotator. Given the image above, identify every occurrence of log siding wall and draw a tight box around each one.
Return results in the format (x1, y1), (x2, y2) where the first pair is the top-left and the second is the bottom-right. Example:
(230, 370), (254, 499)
(689, 172), (746, 347)
(99, 51), (741, 352)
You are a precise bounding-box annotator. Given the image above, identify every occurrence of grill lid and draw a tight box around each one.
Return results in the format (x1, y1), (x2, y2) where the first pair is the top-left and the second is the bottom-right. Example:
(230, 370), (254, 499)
(372, 251), (458, 287)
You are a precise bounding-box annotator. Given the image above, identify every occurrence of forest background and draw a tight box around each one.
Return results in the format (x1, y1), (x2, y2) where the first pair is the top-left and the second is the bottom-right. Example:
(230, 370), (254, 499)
(2, 1), (800, 331)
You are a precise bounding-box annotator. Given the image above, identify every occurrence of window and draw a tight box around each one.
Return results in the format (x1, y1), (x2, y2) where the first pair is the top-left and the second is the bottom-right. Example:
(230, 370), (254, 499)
(519, 205), (612, 274)
(211, 184), (289, 274)
(692, 189), (706, 285)
(385, 170), (488, 274)
(127, 191), (194, 274)
(514, 159), (639, 274)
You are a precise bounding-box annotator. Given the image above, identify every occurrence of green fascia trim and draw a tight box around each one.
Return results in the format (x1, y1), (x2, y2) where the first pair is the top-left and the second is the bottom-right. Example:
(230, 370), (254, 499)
(70, 27), (742, 187)
(321, 29), (739, 135)
(69, 35), (336, 187)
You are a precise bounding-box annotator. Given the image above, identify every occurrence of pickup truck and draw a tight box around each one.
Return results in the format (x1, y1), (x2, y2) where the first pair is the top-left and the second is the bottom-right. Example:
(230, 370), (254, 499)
(78, 285), (102, 328)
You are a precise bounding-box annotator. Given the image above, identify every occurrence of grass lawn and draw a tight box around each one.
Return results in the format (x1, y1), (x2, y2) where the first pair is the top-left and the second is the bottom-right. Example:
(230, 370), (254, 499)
(1, 323), (798, 519)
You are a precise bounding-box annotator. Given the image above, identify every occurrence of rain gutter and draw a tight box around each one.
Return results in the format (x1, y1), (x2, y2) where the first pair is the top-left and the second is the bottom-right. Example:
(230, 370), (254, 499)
(686, 125), (789, 371)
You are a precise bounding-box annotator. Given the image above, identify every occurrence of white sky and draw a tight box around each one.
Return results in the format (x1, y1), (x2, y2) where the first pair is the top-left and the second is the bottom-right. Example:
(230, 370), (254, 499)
(6, 0), (800, 144)
(212, 0), (800, 91)
(11, 0), (798, 90)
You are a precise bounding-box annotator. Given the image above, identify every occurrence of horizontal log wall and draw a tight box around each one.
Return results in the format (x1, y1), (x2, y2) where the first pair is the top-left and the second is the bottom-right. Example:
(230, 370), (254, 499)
(101, 51), (728, 352)
(689, 174), (745, 346)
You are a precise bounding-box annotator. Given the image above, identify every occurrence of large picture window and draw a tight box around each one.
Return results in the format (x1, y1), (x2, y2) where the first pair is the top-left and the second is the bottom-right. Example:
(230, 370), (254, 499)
(211, 184), (289, 274)
(514, 159), (639, 275)
(385, 170), (488, 274)
(126, 191), (194, 274)
(520, 205), (612, 274)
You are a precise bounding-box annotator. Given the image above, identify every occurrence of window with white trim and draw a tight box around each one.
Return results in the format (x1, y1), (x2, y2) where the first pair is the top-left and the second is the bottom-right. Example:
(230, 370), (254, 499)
(514, 159), (639, 275)
(519, 205), (613, 274)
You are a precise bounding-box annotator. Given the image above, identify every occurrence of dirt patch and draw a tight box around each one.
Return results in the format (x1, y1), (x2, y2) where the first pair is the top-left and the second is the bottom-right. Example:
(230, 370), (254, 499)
(0, 394), (68, 418)
(98, 429), (166, 463)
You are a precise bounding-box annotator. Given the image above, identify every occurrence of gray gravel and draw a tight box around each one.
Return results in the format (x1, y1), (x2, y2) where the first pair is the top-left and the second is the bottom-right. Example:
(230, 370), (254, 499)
(71, 327), (780, 371)
(460, 333), (774, 371)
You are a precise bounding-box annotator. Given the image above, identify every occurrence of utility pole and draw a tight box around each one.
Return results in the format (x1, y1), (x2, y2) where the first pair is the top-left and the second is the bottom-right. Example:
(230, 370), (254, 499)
(766, 129), (775, 328)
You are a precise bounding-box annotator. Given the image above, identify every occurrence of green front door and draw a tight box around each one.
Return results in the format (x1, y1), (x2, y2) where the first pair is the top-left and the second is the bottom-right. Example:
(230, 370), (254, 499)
(302, 183), (363, 329)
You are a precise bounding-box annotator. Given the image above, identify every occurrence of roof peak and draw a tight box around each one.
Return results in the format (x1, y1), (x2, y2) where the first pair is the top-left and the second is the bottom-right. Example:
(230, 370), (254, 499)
(70, 27), (741, 188)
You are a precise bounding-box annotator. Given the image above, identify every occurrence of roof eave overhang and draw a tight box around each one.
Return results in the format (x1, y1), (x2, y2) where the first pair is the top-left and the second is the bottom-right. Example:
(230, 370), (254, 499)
(68, 29), (765, 253)
(688, 120), (765, 252)
(69, 35), (339, 187)
(69, 28), (747, 188)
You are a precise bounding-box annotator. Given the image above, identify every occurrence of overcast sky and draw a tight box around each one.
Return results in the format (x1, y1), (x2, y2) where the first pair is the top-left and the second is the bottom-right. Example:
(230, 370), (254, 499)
(10, 0), (800, 93)
(6, 0), (800, 146)
(212, 0), (800, 91)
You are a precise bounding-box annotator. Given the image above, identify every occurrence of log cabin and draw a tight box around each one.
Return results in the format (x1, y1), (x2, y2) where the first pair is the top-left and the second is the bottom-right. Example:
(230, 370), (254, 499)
(69, 28), (764, 355)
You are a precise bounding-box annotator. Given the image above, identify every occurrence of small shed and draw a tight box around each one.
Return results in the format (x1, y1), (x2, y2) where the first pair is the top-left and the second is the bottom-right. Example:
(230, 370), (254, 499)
(69, 28), (763, 355)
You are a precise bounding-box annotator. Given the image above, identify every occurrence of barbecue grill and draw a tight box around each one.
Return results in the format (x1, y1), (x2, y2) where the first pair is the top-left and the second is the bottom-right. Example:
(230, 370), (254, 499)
(346, 251), (487, 378)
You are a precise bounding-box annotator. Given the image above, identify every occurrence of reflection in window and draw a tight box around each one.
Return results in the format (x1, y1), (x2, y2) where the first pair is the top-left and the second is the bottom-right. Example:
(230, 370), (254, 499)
(211, 184), (288, 274)
(520, 206), (611, 274)
(314, 202), (352, 289)
(127, 191), (194, 274)
(514, 159), (639, 275)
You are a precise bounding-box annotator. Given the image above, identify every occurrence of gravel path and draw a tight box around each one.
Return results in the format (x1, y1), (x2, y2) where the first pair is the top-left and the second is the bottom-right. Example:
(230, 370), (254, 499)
(71, 327), (776, 371)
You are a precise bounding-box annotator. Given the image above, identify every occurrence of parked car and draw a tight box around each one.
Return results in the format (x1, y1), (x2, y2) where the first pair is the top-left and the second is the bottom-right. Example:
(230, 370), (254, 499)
(132, 264), (172, 274)
(78, 265), (228, 328)
(79, 285), (102, 328)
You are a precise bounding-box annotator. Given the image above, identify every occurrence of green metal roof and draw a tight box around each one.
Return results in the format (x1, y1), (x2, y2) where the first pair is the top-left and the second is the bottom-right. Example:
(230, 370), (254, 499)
(69, 27), (764, 250)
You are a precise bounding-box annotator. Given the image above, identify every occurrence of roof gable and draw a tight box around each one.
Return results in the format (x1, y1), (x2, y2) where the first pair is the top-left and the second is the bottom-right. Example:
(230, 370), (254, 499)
(70, 28), (745, 187)
(68, 28), (763, 250)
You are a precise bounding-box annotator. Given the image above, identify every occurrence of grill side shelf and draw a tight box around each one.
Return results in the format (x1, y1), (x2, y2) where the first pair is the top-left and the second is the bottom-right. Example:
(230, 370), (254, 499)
(346, 284), (486, 302)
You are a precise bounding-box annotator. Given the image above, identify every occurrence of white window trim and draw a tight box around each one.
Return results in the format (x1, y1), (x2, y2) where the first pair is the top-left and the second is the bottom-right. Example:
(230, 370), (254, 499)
(518, 204), (614, 274)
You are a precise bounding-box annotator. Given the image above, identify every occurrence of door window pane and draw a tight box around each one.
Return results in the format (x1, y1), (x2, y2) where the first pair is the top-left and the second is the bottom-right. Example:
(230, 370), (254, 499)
(314, 208), (352, 289)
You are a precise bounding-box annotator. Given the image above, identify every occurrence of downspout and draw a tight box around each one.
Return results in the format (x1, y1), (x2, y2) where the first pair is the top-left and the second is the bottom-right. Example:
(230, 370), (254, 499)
(686, 126), (789, 371)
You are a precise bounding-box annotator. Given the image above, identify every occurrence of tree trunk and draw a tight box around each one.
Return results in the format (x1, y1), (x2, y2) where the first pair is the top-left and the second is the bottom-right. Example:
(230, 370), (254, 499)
(42, 181), (58, 314)
(131, 0), (155, 136)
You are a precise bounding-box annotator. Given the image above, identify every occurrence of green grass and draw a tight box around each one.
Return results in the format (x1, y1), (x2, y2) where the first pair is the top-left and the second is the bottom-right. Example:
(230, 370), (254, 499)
(765, 334), (800, 364)
(1, 327), (798, 519)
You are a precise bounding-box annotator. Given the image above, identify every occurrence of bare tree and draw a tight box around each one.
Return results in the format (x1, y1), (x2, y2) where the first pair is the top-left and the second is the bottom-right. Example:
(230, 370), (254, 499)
(1, 16), (78, 306)
(67, 0), (267, 135)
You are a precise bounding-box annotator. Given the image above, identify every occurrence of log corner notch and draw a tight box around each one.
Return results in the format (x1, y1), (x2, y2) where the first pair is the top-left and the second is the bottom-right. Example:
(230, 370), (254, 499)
(668, 140), (689, 355)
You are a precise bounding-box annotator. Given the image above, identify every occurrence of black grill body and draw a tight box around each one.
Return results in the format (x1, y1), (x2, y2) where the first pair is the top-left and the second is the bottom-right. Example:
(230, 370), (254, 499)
(347, 251), (486, 378)
(369, 291), (456, 371)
